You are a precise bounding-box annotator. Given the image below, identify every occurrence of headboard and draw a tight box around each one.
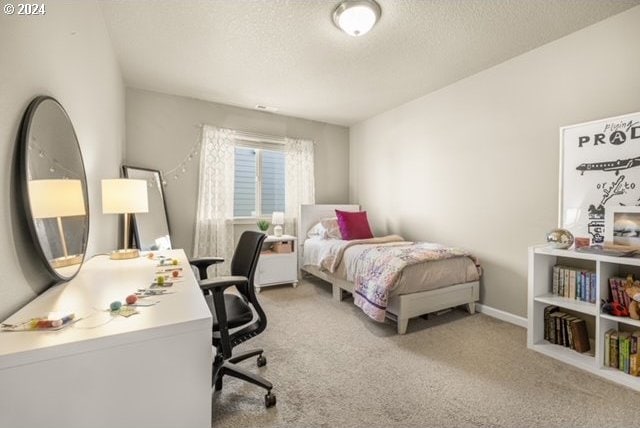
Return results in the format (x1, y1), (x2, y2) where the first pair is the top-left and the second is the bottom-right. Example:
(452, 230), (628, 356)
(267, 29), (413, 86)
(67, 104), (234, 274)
(298, 204), (360, 266)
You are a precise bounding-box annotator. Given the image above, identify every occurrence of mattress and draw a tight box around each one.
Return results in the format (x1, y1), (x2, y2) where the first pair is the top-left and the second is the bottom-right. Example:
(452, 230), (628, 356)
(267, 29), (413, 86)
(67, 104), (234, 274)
(302, 237), (480, 297)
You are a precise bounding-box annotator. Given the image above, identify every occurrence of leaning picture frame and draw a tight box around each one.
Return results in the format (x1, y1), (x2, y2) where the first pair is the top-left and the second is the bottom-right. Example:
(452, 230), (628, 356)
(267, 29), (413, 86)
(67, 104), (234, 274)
(604, 206), (640, 250)
(558, 111), (640, 244)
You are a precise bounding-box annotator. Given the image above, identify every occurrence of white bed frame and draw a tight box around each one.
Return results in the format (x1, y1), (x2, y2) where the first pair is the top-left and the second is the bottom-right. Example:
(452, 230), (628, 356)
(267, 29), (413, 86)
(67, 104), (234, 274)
(297, 204), (480, 334)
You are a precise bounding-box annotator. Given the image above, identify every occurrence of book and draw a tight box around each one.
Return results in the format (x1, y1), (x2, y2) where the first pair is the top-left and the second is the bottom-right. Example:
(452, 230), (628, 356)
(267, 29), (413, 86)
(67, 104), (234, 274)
(570, 319), (590, 353)
(591, 272), (597, 303)
(564, 269), (570, 298)
(620, 332), (631, 373)
(543, 306), (559, 342)
(561, 314), (573, 347)
(632, 331), (640, 354)
(552, 266), (560, 295)
(631, 353), (640, 376)
(611, 331), (619, 368)
(549, 312), (564, 344)
(584, 272), (590, 303)
(565, 316), (577, 349)
(605, 329), (615, 367)
(610, 278), (619, 303)
(551, 312), (565, 346)
(618, 279), (627, 307)
(569, 270), (576, 300)
(577, 271), (582, 301)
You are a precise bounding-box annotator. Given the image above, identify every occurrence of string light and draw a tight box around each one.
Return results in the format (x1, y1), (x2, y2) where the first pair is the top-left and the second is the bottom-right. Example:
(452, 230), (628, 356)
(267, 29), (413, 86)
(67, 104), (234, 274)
(160, 136), (202, 187)
(29, 139), (80, 179)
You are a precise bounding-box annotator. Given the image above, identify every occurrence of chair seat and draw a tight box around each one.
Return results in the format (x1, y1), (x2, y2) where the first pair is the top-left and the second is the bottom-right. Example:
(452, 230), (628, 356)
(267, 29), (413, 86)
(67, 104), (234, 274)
(212, 294), (254, 330)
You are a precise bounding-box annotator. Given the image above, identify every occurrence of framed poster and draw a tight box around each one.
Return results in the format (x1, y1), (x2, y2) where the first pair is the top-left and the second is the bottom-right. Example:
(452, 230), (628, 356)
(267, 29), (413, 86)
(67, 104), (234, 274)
(559, 111), (640, 244)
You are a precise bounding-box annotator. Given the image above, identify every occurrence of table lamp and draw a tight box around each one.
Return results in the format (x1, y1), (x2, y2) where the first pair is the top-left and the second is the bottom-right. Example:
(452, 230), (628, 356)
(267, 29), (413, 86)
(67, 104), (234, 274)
(272, 211), (284, 237)
(29, 179), (86, 268)
(101, 179), (148, 260)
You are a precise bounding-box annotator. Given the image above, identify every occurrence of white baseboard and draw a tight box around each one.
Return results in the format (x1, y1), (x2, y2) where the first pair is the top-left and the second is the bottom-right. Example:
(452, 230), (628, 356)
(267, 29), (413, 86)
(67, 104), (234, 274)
(476, 303), (527, 328)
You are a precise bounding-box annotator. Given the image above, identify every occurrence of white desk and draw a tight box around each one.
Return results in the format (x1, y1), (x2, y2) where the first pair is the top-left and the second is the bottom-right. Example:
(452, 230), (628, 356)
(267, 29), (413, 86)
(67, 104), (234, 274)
(0, 249), (212, 428)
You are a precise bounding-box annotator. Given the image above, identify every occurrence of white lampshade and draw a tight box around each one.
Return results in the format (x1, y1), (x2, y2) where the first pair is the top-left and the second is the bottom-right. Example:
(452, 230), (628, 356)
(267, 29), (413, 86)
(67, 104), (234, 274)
(333, 0), (381, 37)
(272, 211), (285, 226)
(29, 179), (86, 219)
(101, 179), (148, 214)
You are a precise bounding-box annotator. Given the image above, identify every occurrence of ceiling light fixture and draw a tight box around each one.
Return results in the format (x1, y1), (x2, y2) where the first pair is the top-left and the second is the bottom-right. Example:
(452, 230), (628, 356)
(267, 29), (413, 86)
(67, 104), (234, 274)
(332, 0), (381, 37)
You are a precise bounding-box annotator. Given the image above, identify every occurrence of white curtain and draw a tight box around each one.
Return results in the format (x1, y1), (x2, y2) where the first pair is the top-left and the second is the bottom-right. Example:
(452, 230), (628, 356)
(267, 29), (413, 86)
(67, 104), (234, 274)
(284, 138), (315, 236)
(193, 125), (235, 275)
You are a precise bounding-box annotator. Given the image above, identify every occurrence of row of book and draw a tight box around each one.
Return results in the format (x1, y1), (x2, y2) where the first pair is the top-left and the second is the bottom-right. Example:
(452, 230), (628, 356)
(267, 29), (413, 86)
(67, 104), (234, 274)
(552, 265), (596, 303)
(543, 305), (590, 353)
(604, 329), (640, 376)
(609, 277), (633, 309)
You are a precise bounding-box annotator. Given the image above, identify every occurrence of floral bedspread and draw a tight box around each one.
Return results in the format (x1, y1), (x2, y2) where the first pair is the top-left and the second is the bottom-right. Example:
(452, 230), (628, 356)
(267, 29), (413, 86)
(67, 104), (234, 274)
(352, 243), (481, 322)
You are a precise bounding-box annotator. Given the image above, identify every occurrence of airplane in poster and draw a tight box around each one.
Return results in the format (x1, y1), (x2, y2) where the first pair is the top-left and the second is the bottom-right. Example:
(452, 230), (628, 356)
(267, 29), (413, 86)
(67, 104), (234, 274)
(576, 156), (640, 176)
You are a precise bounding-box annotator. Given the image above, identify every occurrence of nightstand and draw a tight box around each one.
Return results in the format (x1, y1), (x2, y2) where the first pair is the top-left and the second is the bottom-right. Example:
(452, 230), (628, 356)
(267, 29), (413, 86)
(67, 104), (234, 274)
(255, 235), (298, 292)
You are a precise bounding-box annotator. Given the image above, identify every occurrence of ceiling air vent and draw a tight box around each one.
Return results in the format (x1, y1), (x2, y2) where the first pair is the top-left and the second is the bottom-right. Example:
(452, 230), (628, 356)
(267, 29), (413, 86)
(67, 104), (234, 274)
(255, 104), (278, 113)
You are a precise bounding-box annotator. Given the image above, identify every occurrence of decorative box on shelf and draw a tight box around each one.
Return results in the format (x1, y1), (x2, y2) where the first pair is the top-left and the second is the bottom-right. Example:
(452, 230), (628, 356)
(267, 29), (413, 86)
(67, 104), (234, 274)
(255, 235), (298, 291)
(271, 241), (293, 254)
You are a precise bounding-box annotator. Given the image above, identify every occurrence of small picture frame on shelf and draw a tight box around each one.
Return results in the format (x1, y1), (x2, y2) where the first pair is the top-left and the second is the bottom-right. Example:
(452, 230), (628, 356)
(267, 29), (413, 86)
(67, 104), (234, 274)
(604, 206), (640, 250)
(574, 237), (590, 249)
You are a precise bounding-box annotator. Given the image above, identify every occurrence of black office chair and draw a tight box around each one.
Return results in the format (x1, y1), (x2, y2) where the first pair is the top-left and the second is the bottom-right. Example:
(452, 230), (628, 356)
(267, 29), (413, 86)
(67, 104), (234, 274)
(199, 231), (276, 408)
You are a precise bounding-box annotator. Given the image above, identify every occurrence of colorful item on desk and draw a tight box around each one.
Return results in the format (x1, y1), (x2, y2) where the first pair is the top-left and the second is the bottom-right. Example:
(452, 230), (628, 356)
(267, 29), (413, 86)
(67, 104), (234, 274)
(126, 294), (138, 305)
(1, 313), (76, 332)
(110, 301), (122, 312)
(117, 307), (138, 318)
(151, 281), (173, 288)
(136, 288), (171, 296)
(157, 257), (170, 266)
(128, 298), (158, 307)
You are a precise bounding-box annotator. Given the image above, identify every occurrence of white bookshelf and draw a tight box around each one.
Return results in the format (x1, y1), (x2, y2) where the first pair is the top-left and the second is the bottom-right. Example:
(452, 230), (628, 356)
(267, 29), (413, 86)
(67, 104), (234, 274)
(528, 245), (640, 391)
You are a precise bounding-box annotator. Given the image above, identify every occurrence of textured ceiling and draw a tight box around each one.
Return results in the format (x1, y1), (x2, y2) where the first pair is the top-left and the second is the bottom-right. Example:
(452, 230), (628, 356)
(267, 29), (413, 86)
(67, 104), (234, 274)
(100, 0), (639, 126)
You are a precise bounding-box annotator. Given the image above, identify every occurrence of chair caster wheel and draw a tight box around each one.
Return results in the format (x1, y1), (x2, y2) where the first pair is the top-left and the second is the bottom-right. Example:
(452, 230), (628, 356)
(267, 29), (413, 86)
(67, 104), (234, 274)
(257, 355), (267, 367)
(265, 392), (276, 408)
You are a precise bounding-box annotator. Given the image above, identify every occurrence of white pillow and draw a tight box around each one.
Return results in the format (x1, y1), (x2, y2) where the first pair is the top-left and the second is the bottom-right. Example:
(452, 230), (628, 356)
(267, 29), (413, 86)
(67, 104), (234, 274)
(320, 218), (342, 239)
(306, 218), (343, 240)
(307, 222), (327, 238)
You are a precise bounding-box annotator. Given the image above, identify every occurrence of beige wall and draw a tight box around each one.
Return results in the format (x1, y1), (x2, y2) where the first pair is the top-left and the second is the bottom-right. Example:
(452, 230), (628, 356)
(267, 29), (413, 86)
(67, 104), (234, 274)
(350, 6), (640, 318)
(0, 1), (125, 319)
(125, 88), (349, 256)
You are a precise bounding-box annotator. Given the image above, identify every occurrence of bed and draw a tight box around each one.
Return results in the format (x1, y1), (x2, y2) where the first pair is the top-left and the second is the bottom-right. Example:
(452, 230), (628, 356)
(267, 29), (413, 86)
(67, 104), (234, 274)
(298, 204), (481, 334)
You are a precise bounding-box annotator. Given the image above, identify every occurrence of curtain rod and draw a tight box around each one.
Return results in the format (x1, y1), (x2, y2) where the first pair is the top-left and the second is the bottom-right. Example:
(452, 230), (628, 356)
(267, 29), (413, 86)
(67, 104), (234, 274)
(196, 124), (314, 145)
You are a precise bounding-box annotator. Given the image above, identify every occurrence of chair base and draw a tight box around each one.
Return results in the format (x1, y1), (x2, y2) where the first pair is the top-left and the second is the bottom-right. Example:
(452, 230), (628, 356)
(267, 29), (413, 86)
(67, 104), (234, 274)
(228, 348), (264, 364)
(215, 361), (273, 391)
(213, 350), (275, 407)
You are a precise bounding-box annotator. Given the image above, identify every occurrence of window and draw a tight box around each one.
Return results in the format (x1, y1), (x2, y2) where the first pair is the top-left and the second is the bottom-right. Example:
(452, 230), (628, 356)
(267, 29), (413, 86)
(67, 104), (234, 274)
(234, 146), (285, 217)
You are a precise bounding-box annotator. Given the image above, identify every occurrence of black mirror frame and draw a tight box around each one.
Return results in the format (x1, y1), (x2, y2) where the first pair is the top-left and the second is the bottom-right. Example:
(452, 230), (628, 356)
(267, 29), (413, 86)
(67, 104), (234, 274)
(19, 96), (90, 283)
(121, 165), (173, 251)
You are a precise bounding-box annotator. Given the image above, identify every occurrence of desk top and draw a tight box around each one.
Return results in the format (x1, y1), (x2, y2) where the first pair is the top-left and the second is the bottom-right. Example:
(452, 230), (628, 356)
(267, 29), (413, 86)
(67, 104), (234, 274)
(0, 249), (212, 369)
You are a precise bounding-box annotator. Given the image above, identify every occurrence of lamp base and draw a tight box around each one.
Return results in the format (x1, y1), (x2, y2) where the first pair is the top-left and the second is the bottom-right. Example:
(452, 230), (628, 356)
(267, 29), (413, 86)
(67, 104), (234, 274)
(273, 225), (283, 237)
(50, 254), (83, 268)
(110, 248), (140, 260)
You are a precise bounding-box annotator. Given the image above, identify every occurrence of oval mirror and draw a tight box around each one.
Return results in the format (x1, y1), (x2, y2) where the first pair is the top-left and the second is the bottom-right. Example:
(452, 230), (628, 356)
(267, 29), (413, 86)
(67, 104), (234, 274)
(19, 96), (90, 282)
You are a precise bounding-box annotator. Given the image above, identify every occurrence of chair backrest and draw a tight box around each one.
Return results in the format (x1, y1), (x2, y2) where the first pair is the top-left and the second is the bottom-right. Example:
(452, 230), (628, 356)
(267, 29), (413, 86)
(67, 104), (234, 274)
(229, 231), (269, 342)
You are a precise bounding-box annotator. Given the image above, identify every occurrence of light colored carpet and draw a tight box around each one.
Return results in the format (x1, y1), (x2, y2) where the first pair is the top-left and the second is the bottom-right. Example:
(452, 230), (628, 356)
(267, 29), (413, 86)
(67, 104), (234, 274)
(212, 277), (638, 427)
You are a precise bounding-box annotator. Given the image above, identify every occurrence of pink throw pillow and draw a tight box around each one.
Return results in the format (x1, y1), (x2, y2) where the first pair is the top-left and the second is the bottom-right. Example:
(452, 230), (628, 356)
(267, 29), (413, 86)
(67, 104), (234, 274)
(335, 210), (373, 240)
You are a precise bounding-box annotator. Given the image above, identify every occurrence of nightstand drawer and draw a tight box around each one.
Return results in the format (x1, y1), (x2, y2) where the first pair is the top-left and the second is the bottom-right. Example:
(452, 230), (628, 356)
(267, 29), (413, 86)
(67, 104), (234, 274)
(256, 253), (297, 285)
